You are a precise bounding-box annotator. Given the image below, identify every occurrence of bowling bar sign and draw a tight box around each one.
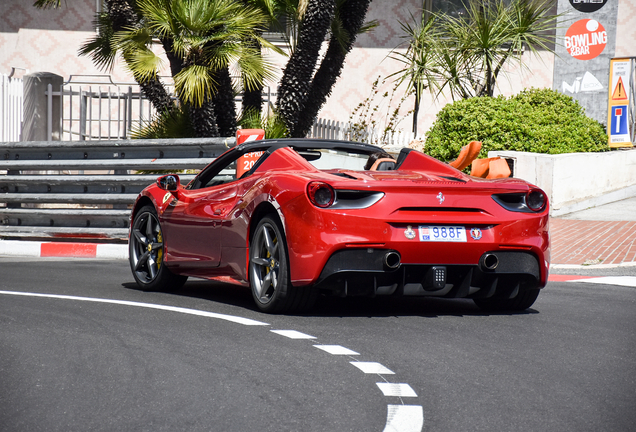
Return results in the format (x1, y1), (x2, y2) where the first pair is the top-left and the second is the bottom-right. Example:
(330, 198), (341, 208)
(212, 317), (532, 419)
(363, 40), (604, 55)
(607, 58), (634, 148)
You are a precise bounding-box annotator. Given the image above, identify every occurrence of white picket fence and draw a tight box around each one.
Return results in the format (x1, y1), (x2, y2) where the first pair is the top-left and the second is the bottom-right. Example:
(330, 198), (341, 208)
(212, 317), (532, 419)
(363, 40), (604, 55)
(308, 117), (419, 148)
(0, 74), (24, 142)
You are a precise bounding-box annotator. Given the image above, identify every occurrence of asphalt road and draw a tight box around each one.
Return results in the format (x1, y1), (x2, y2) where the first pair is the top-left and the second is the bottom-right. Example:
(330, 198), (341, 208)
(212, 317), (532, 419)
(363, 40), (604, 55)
(1, 258), (635, 432)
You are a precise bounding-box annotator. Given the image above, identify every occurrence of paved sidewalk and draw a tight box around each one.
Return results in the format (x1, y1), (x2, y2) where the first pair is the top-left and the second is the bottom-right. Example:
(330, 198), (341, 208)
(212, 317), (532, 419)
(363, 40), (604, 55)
(551, 197), (636, 267)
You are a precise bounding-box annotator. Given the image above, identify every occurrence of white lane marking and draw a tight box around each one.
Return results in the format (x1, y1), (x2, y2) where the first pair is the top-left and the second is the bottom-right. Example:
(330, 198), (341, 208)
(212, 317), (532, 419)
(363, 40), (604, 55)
(376, 383), (418, 398)
(570, 276), (636, 287)
(314, 345), (359, 355)
(2, 290), (423, 431)
(271, 329), (316, 339)
(383, 405), (424, 432)
(351, 361), (395, 375)
(0, 291), (269, 326)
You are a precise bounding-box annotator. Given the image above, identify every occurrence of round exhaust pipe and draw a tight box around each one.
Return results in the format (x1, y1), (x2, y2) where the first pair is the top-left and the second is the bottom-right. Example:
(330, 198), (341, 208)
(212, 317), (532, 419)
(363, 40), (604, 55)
(480, 253), (499, 271)
(384, 251), (401, 269)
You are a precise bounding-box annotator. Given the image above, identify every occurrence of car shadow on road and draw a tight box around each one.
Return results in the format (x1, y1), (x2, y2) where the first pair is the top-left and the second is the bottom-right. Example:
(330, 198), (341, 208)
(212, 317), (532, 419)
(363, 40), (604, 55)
(122, 279), (540, 318)
(122, 279), (258, 311)
(310, 295), (540, 318)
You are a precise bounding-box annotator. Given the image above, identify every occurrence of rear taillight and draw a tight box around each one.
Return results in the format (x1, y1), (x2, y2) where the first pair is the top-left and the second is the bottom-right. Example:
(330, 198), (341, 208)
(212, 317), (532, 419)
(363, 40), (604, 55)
(526, 189), (546, 212)
(492, 189), (548, 213)
(307, 182), (335, 208)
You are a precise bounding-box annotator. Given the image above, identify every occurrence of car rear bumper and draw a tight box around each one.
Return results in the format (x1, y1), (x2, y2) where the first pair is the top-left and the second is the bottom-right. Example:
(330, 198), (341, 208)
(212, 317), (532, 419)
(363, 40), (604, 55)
(313, 248), (543, 299)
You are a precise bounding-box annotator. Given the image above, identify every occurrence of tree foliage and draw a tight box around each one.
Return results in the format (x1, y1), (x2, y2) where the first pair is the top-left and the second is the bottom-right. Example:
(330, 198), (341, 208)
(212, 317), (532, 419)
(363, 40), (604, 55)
(34, 0), (373, 139)
(424, 88), (608, 161)
(390, 0), (559, 133)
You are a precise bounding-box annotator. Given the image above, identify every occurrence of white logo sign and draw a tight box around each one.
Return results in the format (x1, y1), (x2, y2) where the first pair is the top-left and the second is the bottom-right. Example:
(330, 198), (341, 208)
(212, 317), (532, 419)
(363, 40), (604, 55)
(562, 71), (604, 94)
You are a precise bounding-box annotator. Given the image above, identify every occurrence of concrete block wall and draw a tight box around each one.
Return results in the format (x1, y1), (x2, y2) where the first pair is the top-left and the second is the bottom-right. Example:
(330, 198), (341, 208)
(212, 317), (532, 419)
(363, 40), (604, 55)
(490, 150), (636, 217)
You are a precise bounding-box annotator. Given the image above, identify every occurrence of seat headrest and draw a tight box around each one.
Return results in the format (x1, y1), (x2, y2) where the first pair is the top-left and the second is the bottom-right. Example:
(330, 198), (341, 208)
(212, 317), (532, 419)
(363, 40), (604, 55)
(370, 158), (396, 171)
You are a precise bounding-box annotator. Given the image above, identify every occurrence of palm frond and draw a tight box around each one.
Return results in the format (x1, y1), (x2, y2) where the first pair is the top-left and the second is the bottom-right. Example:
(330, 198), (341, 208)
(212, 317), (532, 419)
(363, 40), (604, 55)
(33, 0), (62, 9)
(174, 65), (217, 107)
(78, 13), (117, 71)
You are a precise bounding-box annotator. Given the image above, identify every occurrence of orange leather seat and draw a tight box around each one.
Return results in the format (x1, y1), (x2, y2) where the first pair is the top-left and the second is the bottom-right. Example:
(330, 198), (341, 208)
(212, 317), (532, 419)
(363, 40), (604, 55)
(470, 157), (494, 177)
(486, 157), (511, 179)
(449, 141), (482, 171)
(370, 158), (397, 171)
(470, 157), (511, 179)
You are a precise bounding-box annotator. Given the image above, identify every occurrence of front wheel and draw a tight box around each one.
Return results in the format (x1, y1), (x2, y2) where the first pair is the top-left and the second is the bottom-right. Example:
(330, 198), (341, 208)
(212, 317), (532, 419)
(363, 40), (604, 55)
(473, 288), (540, 312)
(129, 205), (187, 291)
(249, 215), (317, 313)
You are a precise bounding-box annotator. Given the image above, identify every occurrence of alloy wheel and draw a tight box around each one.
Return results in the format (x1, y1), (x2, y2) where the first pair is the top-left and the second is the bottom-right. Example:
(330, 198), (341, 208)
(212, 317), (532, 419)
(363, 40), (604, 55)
(131, 211), (164, 284)
(250, 221), (281, 304)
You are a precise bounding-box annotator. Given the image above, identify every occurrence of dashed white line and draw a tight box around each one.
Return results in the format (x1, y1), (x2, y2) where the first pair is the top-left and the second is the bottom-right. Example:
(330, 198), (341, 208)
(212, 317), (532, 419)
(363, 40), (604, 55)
(2, 291), (424, 431)
(314, 345), (360, 355)
(383, 405), (424, 432)
(376, 383), (418, 398)
(0, 291), (269, 326)
(270, 329), (316, 339)
(350, 361), (395, 375)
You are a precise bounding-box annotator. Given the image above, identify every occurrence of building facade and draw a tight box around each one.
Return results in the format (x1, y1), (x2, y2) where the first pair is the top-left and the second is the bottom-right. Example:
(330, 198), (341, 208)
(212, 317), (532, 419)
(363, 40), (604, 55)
(1, 0), (634, 141)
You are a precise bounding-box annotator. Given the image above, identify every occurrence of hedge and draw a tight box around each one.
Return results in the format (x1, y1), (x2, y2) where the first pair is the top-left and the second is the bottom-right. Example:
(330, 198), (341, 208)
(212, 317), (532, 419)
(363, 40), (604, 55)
(423, 88), (608, 162)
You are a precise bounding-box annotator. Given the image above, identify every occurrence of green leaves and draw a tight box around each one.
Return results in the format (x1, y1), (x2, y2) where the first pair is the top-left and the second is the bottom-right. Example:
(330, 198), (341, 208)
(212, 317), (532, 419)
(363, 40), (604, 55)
(424, 88), (608, 162)
(392, 0), (560, 101)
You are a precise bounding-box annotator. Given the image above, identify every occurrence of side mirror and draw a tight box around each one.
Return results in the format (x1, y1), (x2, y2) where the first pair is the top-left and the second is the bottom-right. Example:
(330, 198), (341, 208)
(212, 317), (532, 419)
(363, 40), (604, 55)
(157, 174), (180, 192)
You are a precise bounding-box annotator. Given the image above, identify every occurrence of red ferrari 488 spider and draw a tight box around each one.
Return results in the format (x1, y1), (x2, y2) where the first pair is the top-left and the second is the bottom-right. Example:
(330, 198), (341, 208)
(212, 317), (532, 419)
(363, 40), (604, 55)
(129, 139), (549, 313)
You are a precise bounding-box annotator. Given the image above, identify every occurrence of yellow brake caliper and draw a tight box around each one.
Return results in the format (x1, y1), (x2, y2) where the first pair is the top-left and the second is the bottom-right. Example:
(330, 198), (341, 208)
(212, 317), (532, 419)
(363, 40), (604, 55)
(156, 230), (163, 269)
(265, 236), (278, 275)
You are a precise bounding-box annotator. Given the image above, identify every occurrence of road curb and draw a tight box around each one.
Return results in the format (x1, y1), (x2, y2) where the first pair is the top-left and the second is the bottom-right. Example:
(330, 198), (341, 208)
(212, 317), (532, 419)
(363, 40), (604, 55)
(0, 240), (128, 260)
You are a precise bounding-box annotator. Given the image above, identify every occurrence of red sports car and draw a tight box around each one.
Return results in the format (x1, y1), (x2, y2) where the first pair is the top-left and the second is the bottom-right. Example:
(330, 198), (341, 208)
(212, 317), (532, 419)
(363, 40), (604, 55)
(129, 139), (550, 313)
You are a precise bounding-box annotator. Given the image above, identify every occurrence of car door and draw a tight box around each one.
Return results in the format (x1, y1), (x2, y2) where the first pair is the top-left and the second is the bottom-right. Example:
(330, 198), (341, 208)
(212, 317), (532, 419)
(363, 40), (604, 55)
(162, 183), (240, 268)
(161, 150), (247, 269)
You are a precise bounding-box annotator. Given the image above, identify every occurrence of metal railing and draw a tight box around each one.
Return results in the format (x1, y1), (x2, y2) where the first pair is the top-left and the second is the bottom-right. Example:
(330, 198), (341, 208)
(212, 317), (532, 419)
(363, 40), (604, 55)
(308, 117), (419, 148)
(44, 75), (279, 141)
(46, 75), (164, 141)
(0, 137), (234, 241)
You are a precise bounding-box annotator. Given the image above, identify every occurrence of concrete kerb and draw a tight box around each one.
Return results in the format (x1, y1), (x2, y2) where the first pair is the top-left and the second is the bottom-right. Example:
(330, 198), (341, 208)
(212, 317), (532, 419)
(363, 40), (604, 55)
(0, 240), (128, 260)
(2, 239), (632, 271)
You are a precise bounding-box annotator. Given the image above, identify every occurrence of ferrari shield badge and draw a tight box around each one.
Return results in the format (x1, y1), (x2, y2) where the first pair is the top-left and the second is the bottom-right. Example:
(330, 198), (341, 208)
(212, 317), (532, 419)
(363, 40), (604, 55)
(163, 192), (172, 204)
(404, 225), (416, 240)
(470, 228), (482, 240)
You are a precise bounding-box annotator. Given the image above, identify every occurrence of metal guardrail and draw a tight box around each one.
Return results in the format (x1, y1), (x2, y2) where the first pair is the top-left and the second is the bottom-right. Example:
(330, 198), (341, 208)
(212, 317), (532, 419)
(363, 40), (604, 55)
(0, 137), (235, 241)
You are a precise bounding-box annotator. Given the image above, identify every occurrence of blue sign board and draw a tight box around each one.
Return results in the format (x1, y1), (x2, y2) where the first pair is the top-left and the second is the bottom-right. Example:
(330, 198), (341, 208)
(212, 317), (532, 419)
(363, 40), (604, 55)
(610, 105), (628, 136)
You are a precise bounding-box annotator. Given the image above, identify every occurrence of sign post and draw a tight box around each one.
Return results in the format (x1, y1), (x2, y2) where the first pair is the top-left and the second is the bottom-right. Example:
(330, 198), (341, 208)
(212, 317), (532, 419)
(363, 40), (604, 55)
(235, 129), (266, 177)
(607, 57), (635, 148)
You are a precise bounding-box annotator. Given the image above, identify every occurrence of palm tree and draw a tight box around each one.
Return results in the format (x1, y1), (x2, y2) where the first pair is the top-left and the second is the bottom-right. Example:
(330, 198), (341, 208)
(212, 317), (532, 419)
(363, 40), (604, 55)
(389, 15), (443, 136)
(114, 0), (277, 137)
(35, 0), (277, 138)
(276, 0), (375, 138)
(35, 0), (372, 139)
(390, 0), (559, 131)
(276, 0), (335, 137)
(293, 0), (373, 138)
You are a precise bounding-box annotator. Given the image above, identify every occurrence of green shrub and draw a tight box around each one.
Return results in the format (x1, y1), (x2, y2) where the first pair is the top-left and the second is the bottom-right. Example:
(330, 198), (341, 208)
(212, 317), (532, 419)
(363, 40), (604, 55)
(423, 88), (608, 162)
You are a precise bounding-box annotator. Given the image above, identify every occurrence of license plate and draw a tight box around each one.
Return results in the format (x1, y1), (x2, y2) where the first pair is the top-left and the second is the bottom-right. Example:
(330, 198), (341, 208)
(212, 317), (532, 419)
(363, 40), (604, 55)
(419, 226), (467, 242)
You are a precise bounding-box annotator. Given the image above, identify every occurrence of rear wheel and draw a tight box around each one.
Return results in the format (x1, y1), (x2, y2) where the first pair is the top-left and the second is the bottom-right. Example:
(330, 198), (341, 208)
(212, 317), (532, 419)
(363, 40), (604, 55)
(129, 205), (187, 291)
(249, 215), (317, 313)
(473, 288), (540, 312)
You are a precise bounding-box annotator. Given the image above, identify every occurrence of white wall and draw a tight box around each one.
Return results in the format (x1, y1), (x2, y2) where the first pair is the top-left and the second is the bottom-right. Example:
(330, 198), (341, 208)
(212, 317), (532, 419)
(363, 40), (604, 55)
(490, 150), (636, 216)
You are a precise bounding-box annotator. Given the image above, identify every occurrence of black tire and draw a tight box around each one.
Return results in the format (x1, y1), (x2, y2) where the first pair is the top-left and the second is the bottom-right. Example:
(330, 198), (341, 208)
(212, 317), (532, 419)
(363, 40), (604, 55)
(129, 205), (188, 291)
(473, 288), (540, 312)
(249, 215), (318, 313)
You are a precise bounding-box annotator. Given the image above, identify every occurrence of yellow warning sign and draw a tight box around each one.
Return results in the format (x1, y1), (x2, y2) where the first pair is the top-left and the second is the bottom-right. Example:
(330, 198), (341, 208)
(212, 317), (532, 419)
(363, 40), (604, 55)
(607, 58), (634, 148)
(612, 76), (627, 100)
